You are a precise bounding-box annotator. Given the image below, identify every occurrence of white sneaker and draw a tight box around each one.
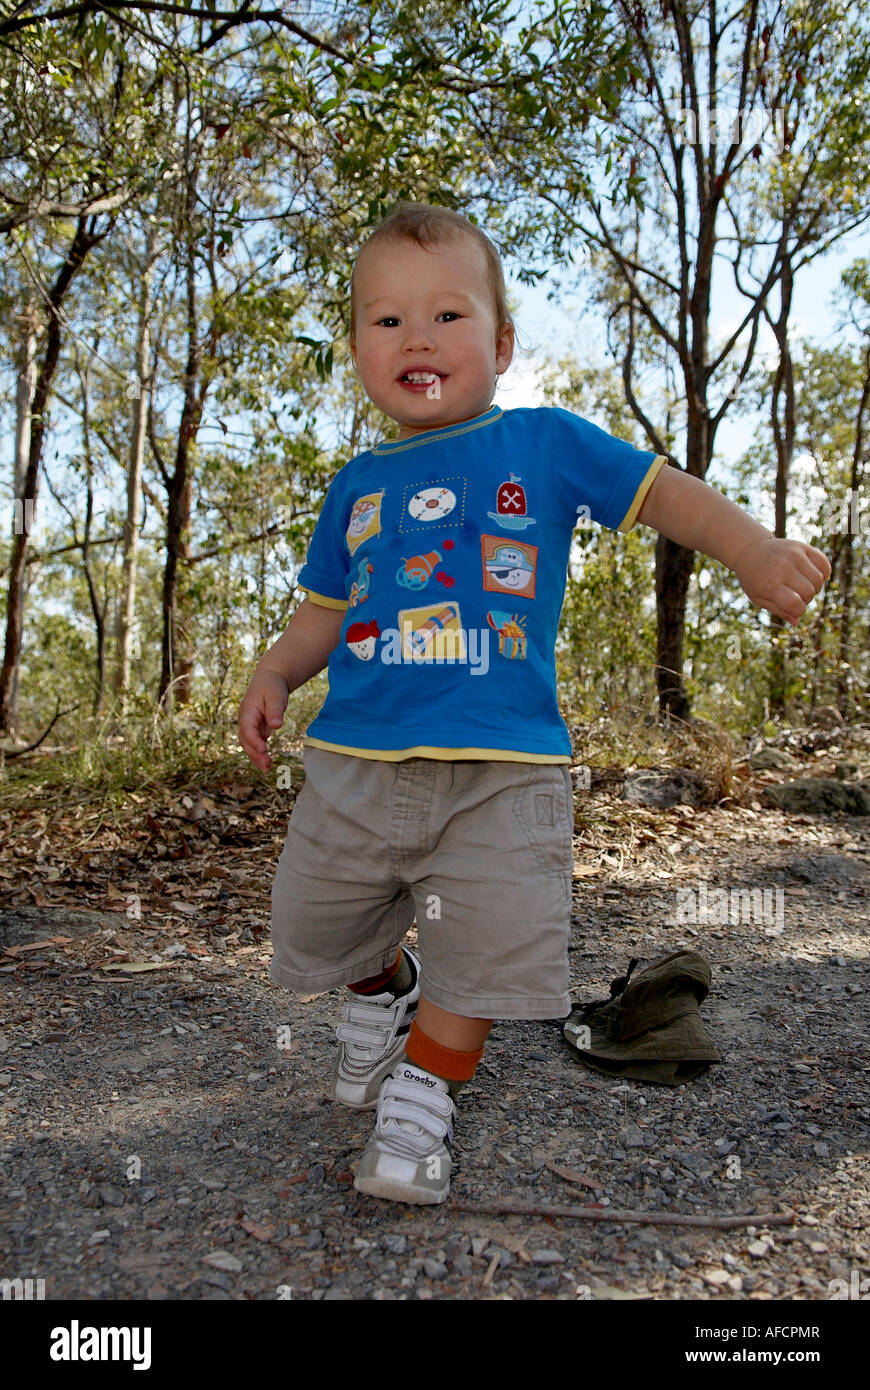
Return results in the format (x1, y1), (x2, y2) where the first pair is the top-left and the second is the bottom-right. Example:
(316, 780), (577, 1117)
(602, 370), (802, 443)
(333, 948), (421, 1109)
(353, 1060), (455, 1205)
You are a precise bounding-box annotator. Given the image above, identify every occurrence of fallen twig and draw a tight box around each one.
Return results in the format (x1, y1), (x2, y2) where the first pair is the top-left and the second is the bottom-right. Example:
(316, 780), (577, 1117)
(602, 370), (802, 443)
(0, 699), (80, 758)
(451, 1199), (798, 1229)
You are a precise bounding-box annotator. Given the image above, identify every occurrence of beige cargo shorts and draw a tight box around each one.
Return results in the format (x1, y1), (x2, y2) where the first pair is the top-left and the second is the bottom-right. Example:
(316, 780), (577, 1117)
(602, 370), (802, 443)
(269, 745), (575, 1019)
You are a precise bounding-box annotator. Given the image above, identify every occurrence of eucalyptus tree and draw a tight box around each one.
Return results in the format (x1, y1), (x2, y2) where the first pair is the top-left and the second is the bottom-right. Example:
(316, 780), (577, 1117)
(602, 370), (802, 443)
(478, 0), (870, 721)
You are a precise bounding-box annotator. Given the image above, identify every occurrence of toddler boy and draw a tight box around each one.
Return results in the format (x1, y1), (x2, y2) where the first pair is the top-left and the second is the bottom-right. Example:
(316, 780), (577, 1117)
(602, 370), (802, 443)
(238, 201), (830, 1205)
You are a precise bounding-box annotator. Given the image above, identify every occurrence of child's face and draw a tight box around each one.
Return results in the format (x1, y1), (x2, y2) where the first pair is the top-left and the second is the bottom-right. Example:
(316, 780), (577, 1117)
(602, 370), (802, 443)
(350, 234), (514, 440)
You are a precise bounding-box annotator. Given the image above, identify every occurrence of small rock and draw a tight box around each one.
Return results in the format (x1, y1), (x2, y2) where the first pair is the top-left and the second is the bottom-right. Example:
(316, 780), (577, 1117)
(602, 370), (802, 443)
(624, 1127), (645, 1149)
(305, 1230), (323, 1250)
(98, 1184), (125, 1207)
(531, 1249), (565, 1264)
(423, 1258), (448, 1279)
(727, 1275), (743, 1294)
(749, 747), (796, 771)
(202, 1250), (243, 1273)
(201, 1178), (227, 1191)
(704, 1269), (731, 1287)
(747, 1241), (770, 1259)
(813, 1142), (830, 1158)
(834, 761), (859, 780)
(88, 1230), (111, 1244)
(682, 1154), (715, 1176)
(471, 1237), (488, 1257)
(381, 1233), (407, 1255)
(809, 1242), (828, 1254)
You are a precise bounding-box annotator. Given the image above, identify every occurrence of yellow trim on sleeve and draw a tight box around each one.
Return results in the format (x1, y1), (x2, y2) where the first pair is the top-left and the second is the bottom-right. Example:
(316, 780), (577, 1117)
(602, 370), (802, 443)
(615, 454), (669, 533)
(302, 587), (349, 611)
(303, 736), (571, 763)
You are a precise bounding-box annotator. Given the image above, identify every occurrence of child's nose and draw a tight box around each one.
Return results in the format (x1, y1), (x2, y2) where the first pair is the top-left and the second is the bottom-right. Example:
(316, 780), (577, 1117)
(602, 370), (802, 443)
(401, 320), (436, 350)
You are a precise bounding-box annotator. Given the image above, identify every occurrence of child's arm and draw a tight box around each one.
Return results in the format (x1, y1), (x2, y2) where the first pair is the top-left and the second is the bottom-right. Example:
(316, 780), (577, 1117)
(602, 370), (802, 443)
(238, 597), (345, 771)
(636, 465), (832, 625)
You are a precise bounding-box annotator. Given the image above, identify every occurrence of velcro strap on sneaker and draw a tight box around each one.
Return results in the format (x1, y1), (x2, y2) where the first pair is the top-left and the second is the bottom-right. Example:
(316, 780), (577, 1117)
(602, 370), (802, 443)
(335, 1019), (397, 1048)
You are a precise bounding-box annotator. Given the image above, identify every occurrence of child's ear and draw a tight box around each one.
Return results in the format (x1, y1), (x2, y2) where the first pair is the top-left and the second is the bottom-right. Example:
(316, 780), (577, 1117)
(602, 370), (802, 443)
(496, 321), (515, 372)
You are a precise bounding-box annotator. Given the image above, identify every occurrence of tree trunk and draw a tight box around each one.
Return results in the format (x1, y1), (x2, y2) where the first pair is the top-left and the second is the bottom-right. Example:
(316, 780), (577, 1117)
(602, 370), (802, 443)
(5, 291), (39, 737)
(0, 218), (100, 735)
(158, 154), (201, 711)
(654, 531), (696, 721)
(115, 224), (159, 710)
(81, 479), (106, 714)
(836, 344), (870, 716)
(767, 259), (796, 715)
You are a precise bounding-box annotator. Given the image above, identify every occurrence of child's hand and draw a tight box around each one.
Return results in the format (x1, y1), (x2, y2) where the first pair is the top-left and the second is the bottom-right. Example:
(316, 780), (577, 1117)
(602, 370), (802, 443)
(238, 669), (291, 772)
(733, 537), (832, 626)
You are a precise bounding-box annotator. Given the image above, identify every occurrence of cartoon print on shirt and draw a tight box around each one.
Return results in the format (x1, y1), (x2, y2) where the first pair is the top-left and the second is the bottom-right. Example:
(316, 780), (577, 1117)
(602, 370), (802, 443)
(346, 619), (380, 660)
(396, 542), (456, 590)
(396, 550), (441, 590)
(346, 490), (385, 555)
(347, 555), (373, 606)
(481, 535), (537, 598)
(487, 473), (536, 531)
(397, 602), (466, 661)
(486, 609), (528, 660)
(400, 477), (467, 533)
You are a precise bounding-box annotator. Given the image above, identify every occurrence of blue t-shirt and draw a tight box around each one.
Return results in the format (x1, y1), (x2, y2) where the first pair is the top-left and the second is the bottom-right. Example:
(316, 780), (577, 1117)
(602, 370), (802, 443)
(296, 404), (666, 761)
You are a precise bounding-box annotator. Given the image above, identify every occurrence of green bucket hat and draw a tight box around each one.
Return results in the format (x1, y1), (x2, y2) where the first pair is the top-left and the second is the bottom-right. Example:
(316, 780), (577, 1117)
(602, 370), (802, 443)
(563, 950), (722, 1085)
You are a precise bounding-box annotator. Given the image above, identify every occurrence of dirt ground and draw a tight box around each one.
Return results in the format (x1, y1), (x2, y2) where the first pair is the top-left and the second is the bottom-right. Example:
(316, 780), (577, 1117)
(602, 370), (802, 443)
(1, 741), (868, 1302)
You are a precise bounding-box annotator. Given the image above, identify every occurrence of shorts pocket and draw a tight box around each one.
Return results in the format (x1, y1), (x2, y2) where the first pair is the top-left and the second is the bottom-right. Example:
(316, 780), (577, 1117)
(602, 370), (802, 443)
(512, 766), (573, 893)
(286, 773), (325, 841)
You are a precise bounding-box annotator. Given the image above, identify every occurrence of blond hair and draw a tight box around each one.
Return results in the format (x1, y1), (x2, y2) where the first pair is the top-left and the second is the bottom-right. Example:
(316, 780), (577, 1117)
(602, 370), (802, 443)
(349, 200), (521, 353)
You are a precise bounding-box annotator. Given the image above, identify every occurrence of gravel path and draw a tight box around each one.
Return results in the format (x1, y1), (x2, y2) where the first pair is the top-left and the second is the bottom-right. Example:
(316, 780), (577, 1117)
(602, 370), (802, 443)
(1, 756), (868, 1302)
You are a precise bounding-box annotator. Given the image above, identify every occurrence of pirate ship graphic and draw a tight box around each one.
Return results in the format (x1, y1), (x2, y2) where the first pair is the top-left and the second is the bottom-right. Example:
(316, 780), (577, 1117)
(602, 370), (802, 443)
(487, 473), (536, 531)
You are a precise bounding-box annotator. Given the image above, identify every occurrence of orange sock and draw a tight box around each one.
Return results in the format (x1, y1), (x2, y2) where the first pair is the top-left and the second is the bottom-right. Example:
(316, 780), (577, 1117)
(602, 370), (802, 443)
(348, 947), (402, 995)
(404, 1019), (484, 1082)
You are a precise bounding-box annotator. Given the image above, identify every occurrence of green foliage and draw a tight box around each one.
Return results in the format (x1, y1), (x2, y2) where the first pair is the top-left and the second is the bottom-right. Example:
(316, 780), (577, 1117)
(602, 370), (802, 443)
(0, 0), (867, 774)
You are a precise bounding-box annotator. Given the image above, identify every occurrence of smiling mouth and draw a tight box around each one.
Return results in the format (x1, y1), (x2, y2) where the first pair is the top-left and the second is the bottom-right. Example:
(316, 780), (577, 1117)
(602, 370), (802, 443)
(398, 371), (446, 383)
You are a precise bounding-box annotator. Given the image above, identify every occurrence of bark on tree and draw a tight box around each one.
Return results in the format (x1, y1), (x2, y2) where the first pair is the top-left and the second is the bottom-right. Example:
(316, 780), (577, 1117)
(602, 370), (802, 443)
(766, 259), (796, 714)
(115, 223), (159, 709)
(836, 344), (870, 716)
(158, 141), (202, 712)
(6, 290), (39, 736)
(0, 217), (107, 735)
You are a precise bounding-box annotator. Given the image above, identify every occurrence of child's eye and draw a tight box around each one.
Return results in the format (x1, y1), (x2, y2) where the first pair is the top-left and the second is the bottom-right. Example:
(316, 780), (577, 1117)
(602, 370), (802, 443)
(374, 313), (462, 326)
